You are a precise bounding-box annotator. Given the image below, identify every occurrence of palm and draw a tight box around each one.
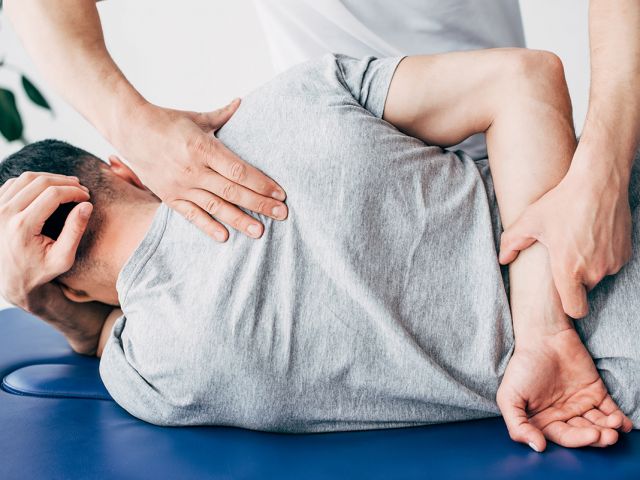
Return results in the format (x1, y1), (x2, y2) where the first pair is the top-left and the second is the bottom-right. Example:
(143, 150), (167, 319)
(497, 329), (633, 450)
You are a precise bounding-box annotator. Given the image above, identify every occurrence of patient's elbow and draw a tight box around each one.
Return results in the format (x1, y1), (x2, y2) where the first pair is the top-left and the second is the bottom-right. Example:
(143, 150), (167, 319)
(69, 339), (99, 357)
(501, 49), (573, 123)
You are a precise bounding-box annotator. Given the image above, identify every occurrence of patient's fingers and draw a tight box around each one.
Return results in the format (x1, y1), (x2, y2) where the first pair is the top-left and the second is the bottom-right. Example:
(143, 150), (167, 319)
(598, 395), (634, 433)
(497, 394), (547, 452)
(568, 417), (618, 447)
(22, 185), (90, 231)
(584, 408), (625, 430)
(170, 199), (229, 242)
(5, 173), (87, 212)
(0, 177), (17, 202)
(1, 172), (78, 202)
(187, 189), (264, 239)
(542, 420), (600, 448)
(46, 202), (93, 275)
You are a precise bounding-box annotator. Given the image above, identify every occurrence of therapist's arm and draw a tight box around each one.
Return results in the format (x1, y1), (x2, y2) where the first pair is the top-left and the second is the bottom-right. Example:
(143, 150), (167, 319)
(383, 49), (632, 451)
(499, 0), (640, 318)
(4, 0), (288, 241)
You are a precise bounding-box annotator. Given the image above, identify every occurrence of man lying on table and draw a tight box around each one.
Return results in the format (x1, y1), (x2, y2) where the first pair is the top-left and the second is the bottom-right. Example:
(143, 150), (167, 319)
(0, 49), (637, 453)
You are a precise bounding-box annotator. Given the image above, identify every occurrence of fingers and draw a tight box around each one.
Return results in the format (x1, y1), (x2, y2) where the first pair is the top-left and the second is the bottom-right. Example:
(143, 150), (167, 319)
(198, 167), (288, 221)
(1, 172), (86, 209)
(498, 216), (539, 265)
(46, 202), (93, 274)
(567, 417), (618, 448)
(542, 420), (600, 448)
(598, 395), (634, 433)
(0, 177), (17, 202)
(203, 136), (286, 201)
(5, 173), (88, 213)
(21, 185), (90, 232)
(170, 199), (229, 242)
(186, 189), (264, 239)
(202, 98), (242, 131)
(548, 256), (589, 318)
(497, 394), (547, 452)
(583, 408), (625, 430)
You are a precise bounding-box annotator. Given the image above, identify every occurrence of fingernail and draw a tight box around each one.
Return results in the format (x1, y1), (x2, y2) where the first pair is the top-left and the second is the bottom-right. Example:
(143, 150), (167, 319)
(248, 224), (262, 238)
(271, 189), (286, 201)
(272, 205), (286, 219)
(214, 231), (226, 242)
(528, 442), (540, 453)
(79, 204), (92, 219)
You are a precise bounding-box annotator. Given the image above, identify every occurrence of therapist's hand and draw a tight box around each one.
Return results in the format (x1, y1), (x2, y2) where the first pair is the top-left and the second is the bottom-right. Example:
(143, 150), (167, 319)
(0, 172), (92, 310)
(497, 327), (633, 452)
(118, 99), (288, 242)
(498, 159), (632, 318)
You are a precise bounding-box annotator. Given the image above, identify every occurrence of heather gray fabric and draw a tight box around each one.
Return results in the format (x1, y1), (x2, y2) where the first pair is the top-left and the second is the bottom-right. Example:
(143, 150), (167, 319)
(99, 54), (640, 431)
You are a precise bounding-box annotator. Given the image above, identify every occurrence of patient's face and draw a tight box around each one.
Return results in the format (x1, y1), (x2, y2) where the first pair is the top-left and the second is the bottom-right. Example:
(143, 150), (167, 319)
(57, 263), (120, 306)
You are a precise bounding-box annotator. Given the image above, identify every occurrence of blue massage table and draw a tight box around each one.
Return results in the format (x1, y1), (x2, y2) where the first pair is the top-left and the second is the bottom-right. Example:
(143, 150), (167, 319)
(1, 307), (639, 480)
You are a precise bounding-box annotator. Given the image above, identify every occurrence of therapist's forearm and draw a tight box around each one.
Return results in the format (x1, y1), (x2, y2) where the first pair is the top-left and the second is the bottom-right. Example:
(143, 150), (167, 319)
(576, 0), (640, 182)
(5, 0), (146, 145)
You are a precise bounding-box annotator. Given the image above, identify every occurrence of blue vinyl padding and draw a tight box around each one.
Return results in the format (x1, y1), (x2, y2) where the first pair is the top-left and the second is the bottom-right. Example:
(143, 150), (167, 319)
(1, 307), (639, 480)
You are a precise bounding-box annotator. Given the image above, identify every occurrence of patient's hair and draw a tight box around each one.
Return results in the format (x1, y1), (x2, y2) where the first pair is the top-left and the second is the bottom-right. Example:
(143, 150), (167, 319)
(0, 139), (113, 279)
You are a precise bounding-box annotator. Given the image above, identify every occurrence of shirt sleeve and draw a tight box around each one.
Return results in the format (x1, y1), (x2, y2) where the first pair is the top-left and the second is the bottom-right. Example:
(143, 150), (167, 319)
(333, 54), (405, 118)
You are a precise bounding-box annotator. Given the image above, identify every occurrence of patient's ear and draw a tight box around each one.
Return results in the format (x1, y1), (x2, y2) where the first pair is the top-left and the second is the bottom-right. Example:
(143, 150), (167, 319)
(59, 283), (94, 304)
(108, 155), (146, 190)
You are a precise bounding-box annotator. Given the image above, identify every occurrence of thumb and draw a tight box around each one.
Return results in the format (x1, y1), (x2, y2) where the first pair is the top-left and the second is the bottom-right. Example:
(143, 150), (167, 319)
(498, 395), (547, 452)
(499, 216), (540, 265)
(203, 98), (242, 132)
(46, 202), (93, 274)
(550, 260), (589, 318)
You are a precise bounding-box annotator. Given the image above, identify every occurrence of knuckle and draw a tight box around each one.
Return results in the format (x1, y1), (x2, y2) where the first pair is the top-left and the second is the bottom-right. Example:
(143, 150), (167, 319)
(222, 181), (237, 200)
(232, 213), (245, 230)
(229, 161), (247, 182)
(184, 208), (199, 224)
(43, 185), (61, 199)
(187, 135), (212, 159)
(19, 171), (37, 181)
(182, 164), (195, 176)
(33, 175), (50, 188)
(13, 213), (27, 229)
(205, 197), (221, 215)
(256, 200), (267, 215)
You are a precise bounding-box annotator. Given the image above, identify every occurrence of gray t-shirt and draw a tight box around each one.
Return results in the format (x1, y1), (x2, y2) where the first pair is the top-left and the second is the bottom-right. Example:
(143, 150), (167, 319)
(100, 55), (640, 431)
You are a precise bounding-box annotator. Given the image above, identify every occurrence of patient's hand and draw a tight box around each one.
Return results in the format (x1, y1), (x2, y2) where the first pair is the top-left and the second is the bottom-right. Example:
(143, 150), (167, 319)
(0, 172), (111, 355)
(497, 327), (633, 452)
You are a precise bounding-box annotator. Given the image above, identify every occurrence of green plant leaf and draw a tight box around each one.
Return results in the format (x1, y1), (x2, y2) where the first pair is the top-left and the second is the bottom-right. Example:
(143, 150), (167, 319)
(22, 75), (52, 110)
(0, 88), (24, 142)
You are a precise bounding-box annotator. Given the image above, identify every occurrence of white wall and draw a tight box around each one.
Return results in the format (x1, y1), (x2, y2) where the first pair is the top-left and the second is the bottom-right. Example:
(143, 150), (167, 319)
(0, 0), (590, 310)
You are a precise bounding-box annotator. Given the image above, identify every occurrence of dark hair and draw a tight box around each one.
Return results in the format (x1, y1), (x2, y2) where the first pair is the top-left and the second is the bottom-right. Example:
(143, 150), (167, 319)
(0, 139), (111, 278)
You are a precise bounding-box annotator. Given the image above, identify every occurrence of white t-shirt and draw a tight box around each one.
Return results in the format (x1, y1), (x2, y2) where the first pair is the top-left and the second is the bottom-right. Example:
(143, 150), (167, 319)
(254, 0), (526, 158)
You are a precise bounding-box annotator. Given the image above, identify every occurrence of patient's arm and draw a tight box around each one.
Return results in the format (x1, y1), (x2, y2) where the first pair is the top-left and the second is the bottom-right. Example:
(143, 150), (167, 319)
(96, 308), (122, 358)
(383, 49), (632, 450)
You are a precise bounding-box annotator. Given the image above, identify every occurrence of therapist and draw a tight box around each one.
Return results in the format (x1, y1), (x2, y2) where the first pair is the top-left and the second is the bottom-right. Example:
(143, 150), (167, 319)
(5, 0), (640, 319)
